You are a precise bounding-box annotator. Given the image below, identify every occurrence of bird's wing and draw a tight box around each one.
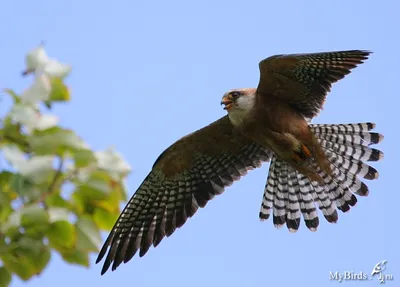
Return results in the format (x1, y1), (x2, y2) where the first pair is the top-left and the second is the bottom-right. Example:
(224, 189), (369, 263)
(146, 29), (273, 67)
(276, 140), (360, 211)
(96, 116), (272, 274)
(257, 50), (371, 118)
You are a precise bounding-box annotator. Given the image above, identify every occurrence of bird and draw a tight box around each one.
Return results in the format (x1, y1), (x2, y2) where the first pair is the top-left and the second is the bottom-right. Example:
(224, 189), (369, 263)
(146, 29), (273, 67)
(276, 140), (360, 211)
(96, 50), (383, 275)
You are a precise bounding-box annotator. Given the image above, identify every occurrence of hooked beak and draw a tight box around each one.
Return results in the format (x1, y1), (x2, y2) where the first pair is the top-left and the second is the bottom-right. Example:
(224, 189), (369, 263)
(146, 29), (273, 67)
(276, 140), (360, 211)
(221, 95), (233, 110)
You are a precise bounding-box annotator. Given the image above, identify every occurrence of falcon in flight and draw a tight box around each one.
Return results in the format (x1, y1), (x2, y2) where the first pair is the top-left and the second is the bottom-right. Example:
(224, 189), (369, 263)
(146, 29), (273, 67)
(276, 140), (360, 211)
(97, 50), (383, 274)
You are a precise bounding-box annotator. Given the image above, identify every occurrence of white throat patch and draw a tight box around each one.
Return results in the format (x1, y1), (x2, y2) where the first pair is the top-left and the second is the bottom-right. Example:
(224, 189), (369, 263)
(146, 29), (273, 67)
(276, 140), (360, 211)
(228, 94), (255, 126)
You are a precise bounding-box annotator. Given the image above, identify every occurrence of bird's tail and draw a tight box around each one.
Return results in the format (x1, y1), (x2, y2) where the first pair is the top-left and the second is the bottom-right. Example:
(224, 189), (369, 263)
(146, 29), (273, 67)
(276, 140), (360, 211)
(259, 122), (383, 232)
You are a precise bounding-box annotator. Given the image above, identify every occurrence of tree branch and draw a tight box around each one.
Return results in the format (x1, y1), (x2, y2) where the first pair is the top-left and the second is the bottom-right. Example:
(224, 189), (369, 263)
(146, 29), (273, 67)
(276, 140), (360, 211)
(38, 157), (64, 206)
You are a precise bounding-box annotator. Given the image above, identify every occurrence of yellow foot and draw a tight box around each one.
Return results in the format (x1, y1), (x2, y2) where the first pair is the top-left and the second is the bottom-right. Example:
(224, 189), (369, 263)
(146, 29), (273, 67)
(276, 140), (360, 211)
(292, 154), (301, 163)
(301, 144), (312, 158)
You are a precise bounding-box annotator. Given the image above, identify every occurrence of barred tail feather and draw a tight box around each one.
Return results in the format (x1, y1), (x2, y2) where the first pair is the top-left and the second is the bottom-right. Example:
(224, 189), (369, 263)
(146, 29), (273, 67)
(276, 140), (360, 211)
(285, 169), (301, 231)
(259, 123), (383, 232)
(259, 157), (277, 221)
(273, 159), (289, 228)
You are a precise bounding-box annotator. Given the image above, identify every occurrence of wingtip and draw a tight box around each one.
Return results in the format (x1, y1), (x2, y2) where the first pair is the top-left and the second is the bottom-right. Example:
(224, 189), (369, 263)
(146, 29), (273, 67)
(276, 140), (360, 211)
(360, 50), (373, 55)
(139, 247), (150, 258)
(98, 254), (114, 276)
(100, 263), (110, 276)
(96, 244), (111, 275)
(342, 49), (373, 61)
(95, 254), (103, 265)
(357, 50), (373, 60)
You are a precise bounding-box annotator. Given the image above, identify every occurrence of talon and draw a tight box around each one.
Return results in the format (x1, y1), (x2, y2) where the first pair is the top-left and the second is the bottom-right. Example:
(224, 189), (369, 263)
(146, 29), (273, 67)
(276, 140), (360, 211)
(292, 154), (301, 163)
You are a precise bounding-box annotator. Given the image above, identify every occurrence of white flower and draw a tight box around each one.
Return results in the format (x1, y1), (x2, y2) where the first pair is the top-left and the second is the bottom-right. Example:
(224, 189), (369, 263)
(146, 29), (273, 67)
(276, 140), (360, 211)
(43, 59), (72, 79)
(24, 45), (71, 78)
(25, 45), (49, 72)
(21, 45), (72, 105)
(3, 146), (55, 184)
(95, 147), (132, 178)
(10, 104), (59, 133)
(20, 73), (51, 104)
(34, 114), (59, 131)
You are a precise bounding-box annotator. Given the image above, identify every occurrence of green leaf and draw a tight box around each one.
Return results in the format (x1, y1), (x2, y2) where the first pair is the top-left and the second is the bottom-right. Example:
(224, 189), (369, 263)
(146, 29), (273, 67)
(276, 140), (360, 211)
(10, 173), (30, 194)
(48, 207), (70, 222)
(0, 266), (12, 287)
(0, 170), (14, 188)
(0, 204), (13, 225)
(10, 174), (41, 202)
(18, 206), (49, 238)
(45, 193), (70, 209)
(94, 185), (124, 213)
(1, 254), (34, 281)
(0, 118), (29, 151)
(93, 179), (127, 216)
(47, 220), (75, 249)
(71, 192), (85, 214)
(34, 245), (51, 275)
(2, 211), (20, 236)
(71, 171), (127, 215)
(3, 88), (20, 104)
(0, 191), (10, 209)
(71, 171), (116, 214)
(0, 171), (18, 205)
(0, 234), (7, 254)
(93, 208), (117, 230)
(73, 149), (97, 168)
(20, 206), (49, 228)
(48, 77), (70, 102)
(2, 237), (50, 280)
(0, 172), (14, 189)
(74, 169), (115, 200)
(29, 127), (89, 156)
(59, 249), (89, 267)
(75, 218), (101, 252)
(21, 156), (55, 184)
(45, 192), (71, 209)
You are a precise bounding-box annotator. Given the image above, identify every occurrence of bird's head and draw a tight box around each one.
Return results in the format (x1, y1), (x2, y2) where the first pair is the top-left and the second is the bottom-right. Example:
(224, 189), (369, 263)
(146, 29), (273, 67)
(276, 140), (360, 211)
(221, 88), (256, 113)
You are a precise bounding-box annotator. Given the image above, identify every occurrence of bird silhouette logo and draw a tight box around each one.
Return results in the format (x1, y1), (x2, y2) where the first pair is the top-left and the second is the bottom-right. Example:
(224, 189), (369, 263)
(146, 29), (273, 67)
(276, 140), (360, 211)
(371, 260), (388, 284)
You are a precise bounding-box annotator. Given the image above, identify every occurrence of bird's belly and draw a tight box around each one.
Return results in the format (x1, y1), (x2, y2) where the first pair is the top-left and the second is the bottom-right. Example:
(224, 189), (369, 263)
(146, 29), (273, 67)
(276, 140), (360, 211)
(239, 107), (312, 160)
(243, 125), (299, 156)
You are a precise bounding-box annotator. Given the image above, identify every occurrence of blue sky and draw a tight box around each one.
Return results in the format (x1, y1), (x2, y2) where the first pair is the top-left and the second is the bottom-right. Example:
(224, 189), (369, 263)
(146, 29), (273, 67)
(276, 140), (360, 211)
(1, 0), (398, 286)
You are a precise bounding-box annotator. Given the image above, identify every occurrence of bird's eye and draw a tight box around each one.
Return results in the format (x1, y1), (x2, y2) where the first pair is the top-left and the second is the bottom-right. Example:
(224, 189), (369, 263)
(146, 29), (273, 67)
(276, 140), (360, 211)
(231, 91), (241, 99)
